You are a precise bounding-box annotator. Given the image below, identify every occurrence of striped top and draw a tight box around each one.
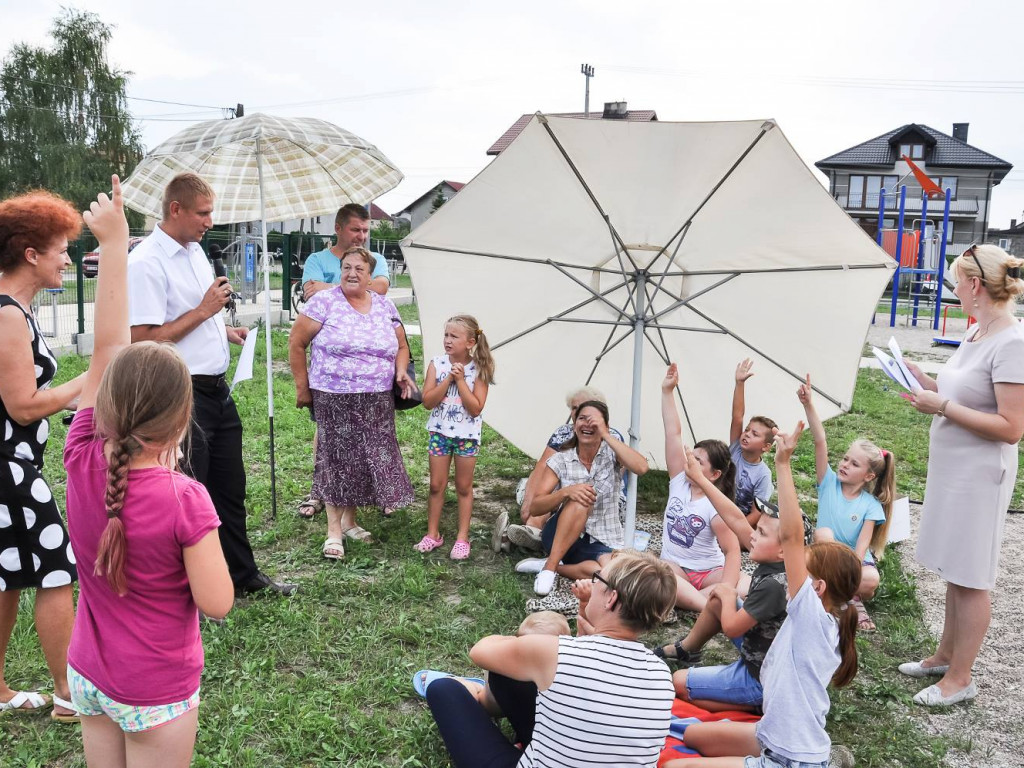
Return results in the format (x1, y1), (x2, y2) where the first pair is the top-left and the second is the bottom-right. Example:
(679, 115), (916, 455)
(519, 635), (674, 768)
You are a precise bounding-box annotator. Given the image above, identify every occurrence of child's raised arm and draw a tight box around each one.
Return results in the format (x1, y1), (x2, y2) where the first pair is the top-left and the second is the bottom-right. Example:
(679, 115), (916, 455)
(712, 515), (741, 588)
(797, 374), (828, 485)
(730, 358), (754, 444)
(662, 364), (686, 478)
(683, 446), (753, 549)
(774, 421), (809, 599)
(78, 176), (129, 411)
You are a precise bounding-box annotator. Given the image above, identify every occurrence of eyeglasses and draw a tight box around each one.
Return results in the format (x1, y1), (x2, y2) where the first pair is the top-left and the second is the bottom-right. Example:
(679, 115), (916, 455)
(591, 570), (615, 590)
(963, 244), (986, 285)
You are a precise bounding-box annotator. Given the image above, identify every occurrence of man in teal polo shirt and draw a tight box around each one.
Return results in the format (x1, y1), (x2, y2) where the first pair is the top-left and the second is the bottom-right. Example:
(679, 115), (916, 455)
(302, 203), (390, 298)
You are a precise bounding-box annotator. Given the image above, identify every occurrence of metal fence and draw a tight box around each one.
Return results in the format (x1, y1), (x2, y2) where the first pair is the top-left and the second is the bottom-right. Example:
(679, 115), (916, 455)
(43, 231), (405, 353)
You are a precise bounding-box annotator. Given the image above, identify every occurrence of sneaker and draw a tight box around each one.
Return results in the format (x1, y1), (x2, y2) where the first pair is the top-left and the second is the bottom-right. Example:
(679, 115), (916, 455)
(515, 477), (528, 506)
(515, 557), (548, 574)
(534, 569), (557, 596)
(507, 523), (544, 552)
(492, 509), (510, 553)
(828, 745), (855, 768)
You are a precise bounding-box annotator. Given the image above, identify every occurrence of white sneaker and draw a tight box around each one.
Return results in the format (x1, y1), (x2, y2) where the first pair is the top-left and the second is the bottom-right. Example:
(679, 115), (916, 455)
(515, 477), (528, 506)
(515, 557), (548, 574)
(534, 569), (557, 596)
(491, 509), (510, 553)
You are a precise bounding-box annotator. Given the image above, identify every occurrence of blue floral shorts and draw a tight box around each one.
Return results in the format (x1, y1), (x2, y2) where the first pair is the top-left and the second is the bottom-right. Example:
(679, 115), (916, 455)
(68, 664), (200, 733)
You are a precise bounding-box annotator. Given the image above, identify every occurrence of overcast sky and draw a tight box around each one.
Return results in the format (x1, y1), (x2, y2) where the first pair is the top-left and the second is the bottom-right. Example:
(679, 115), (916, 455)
(3, 0), (1023, 227)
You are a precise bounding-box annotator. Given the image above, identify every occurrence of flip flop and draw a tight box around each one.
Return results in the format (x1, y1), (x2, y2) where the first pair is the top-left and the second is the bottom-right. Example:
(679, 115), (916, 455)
(322, 537), (345, 560)
(0, 691), (50, 716)
(342, 525), (373, 543)
(50, 695), (81, 723)
(412, 669), (485, 699)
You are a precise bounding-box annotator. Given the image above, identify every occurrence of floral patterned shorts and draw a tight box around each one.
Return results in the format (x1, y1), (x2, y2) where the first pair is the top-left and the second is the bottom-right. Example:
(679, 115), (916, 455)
(428, 432), (480, 457)
(68, 664), (199, 733)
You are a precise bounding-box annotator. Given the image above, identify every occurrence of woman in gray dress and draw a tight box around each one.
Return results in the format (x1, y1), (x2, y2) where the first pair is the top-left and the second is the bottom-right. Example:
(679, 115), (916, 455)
(903, 244), (1024, 707)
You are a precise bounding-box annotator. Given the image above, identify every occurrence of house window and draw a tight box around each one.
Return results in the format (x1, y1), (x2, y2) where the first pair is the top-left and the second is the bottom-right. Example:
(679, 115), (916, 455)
(848, 175), (898, 209)
(999, 238), (1012, 250)
(945, 221), (954, 244)
(929, 176), (957, 199)
(900, 143), (925, 160)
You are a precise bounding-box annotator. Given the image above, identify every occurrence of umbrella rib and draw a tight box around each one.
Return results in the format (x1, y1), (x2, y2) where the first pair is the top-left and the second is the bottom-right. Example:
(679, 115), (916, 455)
(490, 276), (634, 352)
(649, 273), (741, 322)
(684, 303), (844, 409)
(582, 286), (641, 386)
(658, 263), (892, 277)
(604, 219), (640, 317)
(659, 124), (773, 260)
(538, 116), (639, 273)
(650, 221), (692, 306)
(547, 260), (633, 319)
(404, 243), (627, 275)
(548, 318), (634, 326)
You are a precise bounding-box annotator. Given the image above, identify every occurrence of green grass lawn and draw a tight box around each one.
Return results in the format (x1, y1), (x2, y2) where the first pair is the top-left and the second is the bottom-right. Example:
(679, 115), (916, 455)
(5, 333), (1021, 767)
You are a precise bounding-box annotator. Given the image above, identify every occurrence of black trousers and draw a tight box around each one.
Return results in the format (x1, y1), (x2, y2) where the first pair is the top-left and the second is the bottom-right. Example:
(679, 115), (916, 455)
(185, 376), (258, 586)
(426, 673), (538, 768)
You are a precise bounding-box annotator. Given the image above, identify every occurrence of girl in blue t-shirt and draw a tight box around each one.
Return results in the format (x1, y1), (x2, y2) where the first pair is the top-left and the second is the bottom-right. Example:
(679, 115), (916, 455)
(798, 374), (895, 632)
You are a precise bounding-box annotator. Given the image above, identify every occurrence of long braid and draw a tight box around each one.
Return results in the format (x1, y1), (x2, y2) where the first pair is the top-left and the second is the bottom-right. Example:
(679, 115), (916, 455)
(95, 436), (138, 595)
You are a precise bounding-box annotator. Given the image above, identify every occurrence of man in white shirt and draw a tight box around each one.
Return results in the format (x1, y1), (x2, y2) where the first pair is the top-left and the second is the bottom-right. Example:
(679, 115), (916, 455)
(128, 172), (295, 597)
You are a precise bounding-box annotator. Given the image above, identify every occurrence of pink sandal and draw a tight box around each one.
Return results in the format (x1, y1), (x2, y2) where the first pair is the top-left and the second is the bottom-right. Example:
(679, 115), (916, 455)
(414, 534), (444, 553)
(450, 540), (471, 560)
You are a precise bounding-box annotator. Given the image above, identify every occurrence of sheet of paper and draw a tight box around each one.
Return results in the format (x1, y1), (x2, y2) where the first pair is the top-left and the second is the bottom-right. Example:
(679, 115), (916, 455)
(887, 336), (921, 392)
(230, 326), (258, 394)
(887, 496), (911, 543)
(872, 347), (914, 391)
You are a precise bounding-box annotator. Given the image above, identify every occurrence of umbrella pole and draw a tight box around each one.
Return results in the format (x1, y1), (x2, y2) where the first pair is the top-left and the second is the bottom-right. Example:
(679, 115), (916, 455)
(624, 270), (646, 549)
(256, 138), (278, 520)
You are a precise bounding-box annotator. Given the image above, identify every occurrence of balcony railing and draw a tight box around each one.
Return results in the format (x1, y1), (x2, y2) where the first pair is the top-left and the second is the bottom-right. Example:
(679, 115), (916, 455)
(835, 194), (980, 216)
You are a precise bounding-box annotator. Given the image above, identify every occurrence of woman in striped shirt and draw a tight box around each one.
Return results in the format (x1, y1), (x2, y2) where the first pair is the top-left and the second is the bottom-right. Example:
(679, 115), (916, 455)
(424, 550), (678, 768)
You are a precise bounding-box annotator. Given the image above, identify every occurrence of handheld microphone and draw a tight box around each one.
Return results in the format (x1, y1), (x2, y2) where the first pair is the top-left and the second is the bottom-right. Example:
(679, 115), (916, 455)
(210, 247), (236, 313)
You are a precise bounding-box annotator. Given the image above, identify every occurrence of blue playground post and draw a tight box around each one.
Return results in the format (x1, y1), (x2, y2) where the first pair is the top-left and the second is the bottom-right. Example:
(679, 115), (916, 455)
(912, 193), (929, 326)
(933, 189), (953, 331)
(889, 185), (907, 326)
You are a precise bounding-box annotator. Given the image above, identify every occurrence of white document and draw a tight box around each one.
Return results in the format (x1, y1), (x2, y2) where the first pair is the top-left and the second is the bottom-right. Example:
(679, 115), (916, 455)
(887, 496), (911, 543)
(872, 347), (913, 390)
(887, 336), (921, 392)
(230, 326), (258, 394)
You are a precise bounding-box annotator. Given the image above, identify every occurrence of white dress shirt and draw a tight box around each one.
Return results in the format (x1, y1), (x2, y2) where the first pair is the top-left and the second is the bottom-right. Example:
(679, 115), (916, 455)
(127, 225), (230, 375)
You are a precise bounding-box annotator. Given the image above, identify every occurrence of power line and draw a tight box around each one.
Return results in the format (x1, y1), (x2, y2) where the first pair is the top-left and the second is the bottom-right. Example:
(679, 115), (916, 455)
(1, 73), (224, 109)
(0, 98), (218, 122)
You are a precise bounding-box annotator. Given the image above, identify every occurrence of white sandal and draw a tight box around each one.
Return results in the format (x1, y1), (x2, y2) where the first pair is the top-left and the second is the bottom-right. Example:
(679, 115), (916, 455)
(322, 537), (345, 560)
(0, 690), (50, 715)
(51, 695), (81, 723)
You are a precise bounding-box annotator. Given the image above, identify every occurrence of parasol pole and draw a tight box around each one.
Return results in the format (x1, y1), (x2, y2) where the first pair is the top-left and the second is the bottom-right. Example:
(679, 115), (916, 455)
(624, 268), (646, 549)
(256, 135), (278, 519)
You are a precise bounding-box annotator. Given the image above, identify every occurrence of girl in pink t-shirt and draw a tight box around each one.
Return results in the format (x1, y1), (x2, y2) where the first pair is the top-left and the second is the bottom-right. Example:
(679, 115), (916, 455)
(63, 177), (233, 767)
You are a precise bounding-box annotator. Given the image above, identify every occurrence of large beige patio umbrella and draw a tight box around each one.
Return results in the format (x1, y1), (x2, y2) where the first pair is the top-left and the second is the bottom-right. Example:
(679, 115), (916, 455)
(402, 115), (893, 544)
(123, 113), (403, 516)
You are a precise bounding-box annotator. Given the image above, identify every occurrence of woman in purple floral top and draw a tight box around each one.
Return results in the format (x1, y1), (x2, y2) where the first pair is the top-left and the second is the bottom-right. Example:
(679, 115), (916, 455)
(289, 247), (415, 560)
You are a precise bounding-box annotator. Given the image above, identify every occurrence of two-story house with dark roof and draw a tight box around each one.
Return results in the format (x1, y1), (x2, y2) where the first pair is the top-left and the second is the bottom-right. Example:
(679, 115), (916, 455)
(815, 123), (1012, 257)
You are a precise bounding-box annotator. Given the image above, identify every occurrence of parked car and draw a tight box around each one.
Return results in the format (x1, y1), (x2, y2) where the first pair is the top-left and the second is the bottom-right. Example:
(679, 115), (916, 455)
(82, 237), (145, 277)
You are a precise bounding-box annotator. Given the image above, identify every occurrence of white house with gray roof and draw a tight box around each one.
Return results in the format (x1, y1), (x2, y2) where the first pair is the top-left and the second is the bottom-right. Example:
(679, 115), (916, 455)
(816, 123), (1012, 255)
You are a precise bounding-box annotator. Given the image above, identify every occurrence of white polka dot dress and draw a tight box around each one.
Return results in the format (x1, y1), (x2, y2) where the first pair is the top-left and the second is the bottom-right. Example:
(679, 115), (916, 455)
(0, 296), (76, 591)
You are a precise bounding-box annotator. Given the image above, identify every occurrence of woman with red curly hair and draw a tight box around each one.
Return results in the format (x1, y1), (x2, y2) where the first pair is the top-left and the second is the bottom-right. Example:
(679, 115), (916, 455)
(0, 190), (87, 721)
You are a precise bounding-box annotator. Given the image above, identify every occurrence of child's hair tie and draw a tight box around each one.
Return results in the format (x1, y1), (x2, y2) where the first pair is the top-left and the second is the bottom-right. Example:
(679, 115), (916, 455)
(1008, 265), (1021, 279)
(881, 449), (889, 459)
(475, 328), (483, 337)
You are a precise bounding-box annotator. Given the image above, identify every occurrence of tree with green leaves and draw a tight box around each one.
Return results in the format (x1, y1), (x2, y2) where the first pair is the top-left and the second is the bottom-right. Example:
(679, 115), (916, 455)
(430, 184), (447, 214)
(0, 9), (144, 224)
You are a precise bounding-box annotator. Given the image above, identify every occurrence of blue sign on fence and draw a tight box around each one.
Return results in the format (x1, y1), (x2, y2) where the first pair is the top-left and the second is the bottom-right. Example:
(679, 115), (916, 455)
(244, 242), (256, 284)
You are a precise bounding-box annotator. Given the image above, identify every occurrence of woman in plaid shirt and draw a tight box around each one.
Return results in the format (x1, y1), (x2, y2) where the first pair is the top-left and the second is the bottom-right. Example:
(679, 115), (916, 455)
(516, 401), (649, 596)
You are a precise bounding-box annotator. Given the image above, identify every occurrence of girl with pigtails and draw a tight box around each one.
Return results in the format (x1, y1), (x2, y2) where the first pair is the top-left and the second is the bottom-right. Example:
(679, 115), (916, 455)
(63, 177), (233, 767)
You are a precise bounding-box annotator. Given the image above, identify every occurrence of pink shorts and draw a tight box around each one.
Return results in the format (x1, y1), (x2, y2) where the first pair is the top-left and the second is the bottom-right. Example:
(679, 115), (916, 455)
(683, 566), (723, 591)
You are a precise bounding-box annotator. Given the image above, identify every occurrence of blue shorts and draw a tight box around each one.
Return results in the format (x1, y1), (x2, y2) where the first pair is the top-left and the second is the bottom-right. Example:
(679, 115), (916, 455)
(685, 634), (763, 709)
(540, 510), (613, 565)
(745, 749), (828, 768)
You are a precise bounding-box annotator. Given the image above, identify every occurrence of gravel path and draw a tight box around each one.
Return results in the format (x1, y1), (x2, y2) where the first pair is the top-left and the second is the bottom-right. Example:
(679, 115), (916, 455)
(867, 315), (1022, 767)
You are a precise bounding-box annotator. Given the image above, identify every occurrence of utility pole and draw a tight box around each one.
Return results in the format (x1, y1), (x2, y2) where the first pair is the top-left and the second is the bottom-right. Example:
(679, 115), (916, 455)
(581, 63), (595, 116)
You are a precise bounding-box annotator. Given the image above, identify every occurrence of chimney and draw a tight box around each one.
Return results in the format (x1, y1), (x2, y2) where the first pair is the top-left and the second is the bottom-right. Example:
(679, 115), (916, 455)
(602, 101), (628, 119)
(1012, 219), (1018, 229)
(952, 123), (969, 142)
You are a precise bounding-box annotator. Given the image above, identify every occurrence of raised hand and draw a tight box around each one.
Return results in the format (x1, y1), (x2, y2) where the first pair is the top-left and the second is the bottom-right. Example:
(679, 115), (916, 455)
(797, 373), (813, 405)
(735, 358), (754, 383)
(662, 363), (679, 392)
(773, 421), (805, 462)
(682, 444), (705, 485)
(82, 175), (128, 246)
